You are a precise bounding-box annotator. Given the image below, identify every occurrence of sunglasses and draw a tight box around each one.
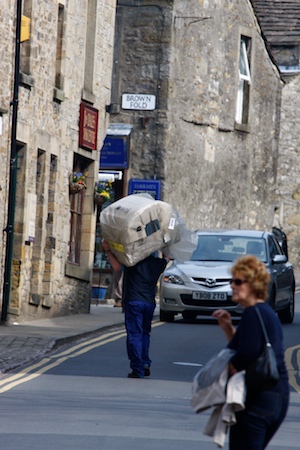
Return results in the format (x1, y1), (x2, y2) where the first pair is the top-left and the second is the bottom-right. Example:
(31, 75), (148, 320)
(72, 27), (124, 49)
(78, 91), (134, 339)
(230, 278), (248, 286)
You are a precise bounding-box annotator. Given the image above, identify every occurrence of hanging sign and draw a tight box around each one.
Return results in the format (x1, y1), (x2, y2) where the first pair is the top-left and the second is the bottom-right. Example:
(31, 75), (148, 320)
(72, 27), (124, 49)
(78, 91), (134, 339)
(79, 102), (99, 151)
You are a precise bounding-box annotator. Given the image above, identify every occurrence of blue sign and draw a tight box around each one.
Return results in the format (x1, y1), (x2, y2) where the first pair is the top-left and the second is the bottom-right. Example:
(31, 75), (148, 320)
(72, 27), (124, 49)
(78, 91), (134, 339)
(128, 179), (161, 200)
(100, 135), (129, 169)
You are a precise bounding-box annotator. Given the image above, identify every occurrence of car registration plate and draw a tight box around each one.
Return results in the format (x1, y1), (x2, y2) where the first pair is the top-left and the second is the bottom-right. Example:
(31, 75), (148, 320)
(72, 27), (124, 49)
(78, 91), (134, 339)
(192, 292), (228, 300)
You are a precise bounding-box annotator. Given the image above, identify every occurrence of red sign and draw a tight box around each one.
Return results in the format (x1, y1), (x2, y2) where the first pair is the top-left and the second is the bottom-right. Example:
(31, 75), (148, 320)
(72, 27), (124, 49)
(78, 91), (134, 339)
(79, 103), (99, 151)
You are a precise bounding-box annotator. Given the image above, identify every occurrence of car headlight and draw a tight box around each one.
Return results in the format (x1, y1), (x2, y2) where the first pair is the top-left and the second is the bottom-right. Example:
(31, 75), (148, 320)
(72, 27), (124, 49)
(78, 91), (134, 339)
(163, 274), (184, 285)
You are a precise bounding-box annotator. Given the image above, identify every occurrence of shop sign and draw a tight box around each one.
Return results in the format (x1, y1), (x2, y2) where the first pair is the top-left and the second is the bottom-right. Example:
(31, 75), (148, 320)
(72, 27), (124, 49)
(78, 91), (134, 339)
(100, 135), (129, 169)
(122, 93), (156, 110)
(79, 102), (99, 151)
(128, 179), (161, 200)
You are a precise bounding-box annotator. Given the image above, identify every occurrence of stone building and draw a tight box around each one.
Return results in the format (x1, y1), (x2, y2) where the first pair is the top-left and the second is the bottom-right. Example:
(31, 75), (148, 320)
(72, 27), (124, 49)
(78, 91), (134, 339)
(276, 75), (300, 267)
(250, 0), (300, 266)
(104, 0), (282, 233)
(0, 0), (116, 322)
(250, 0), (300, 82)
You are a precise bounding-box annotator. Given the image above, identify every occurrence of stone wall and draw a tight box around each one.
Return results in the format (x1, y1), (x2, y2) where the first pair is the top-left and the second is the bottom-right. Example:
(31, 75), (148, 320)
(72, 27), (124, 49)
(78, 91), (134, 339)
(109, 0), (282, 232)
(0, 0), (116, 322)
(277, 75), (300, 267)
(0, 3), (15, 314)
(166, 0), (282, 231)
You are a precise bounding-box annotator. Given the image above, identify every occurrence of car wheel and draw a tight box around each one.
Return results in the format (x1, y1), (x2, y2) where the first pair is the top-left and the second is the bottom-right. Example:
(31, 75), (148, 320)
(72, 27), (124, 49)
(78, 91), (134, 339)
(267, 286), (276, 309)
(182, 311), (197, 322)
(279, 288), (295, 324)
(159, 310), (175, 322)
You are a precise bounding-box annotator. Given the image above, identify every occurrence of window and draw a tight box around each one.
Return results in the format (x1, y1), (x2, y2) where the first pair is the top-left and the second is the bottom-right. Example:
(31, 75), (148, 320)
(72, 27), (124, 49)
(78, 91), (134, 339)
(55, 4), (64, 90)
(20, 0), (32, 75)
(69, 190), (84, 265)
(68, 156), (89, 265)
(236, 36), (251, 126)
(83, 0), (97, 99)
(268, 236), (282, 260)
(273, 45), (300, 74)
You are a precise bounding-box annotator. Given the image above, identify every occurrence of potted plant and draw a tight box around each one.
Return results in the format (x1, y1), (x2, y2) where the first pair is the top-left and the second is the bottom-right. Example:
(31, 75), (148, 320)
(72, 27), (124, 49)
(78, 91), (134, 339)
(94, 180), (112, 205)
(69, 171), (88, 194)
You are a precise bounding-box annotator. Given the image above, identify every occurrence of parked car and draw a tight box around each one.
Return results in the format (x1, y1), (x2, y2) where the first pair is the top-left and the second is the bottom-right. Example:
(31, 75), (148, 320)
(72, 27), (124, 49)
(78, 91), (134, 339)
(159, 229), (295, 323)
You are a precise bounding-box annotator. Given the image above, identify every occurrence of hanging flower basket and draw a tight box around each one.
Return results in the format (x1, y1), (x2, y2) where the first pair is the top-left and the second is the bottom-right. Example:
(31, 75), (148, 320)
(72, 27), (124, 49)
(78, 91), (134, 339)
(69, 171), (87, 194)
(94, 192), (107, 205)
(94, 180), (112, 205)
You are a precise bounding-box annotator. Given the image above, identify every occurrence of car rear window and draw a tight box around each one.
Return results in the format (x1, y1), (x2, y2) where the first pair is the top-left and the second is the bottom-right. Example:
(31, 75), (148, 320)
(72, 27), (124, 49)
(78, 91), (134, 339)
(190, 236), (267, 262)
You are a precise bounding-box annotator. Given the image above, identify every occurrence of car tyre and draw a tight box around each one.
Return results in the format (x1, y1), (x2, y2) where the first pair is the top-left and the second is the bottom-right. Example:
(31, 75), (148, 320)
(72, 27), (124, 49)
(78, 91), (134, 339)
(159, 310), (175, 322)
(279, 288), (295, 324)
(182, 311), (197, 322)
(267, 286), (276, 309)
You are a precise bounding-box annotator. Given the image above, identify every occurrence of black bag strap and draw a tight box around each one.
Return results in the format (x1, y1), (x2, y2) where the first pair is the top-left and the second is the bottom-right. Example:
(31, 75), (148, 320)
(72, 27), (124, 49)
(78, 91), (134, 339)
(254, 306), (271, 345)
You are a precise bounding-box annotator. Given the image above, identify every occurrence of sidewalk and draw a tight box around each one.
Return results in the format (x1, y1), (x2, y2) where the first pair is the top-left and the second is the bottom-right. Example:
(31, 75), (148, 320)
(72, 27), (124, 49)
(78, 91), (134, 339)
(0, 303), (131, 374)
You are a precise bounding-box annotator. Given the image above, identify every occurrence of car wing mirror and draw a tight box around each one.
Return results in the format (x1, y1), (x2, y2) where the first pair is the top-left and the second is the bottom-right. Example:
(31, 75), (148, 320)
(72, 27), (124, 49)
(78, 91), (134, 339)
(272, 254), (287, 264)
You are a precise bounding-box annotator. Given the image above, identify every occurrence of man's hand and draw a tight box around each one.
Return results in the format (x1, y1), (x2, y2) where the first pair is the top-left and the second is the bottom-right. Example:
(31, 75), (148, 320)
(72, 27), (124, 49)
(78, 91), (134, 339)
(101, 239), (110, 253)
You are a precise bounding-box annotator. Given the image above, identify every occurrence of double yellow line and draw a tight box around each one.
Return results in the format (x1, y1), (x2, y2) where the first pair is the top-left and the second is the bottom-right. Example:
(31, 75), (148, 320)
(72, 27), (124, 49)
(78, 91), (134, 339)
(0, 328), (127, 394)
(0, 321), (164, 394)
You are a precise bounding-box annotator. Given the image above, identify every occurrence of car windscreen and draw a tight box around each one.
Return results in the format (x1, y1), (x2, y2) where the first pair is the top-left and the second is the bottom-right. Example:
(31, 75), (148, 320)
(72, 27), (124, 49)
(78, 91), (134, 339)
(190, 235), (267, 262)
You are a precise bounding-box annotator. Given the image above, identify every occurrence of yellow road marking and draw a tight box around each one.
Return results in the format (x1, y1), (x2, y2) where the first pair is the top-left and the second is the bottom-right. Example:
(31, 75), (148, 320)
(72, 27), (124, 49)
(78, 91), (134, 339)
(0, 356), (69, 393)
(0, 329), (127, 393)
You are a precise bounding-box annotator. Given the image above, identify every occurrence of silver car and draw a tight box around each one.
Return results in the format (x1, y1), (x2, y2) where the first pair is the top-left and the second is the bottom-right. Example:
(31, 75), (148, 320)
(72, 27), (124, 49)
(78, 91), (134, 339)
(159, 229), (295, 323)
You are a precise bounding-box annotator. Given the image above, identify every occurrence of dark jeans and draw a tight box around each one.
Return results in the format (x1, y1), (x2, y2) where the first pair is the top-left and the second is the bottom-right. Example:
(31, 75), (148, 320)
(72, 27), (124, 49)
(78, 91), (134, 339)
(229, 386), (289, 450)
(124, 300), (156, 377)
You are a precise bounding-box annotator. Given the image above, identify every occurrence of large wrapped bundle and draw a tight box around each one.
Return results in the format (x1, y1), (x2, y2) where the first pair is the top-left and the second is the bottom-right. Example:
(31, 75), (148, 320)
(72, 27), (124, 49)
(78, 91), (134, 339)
(100, 194), (178, 266)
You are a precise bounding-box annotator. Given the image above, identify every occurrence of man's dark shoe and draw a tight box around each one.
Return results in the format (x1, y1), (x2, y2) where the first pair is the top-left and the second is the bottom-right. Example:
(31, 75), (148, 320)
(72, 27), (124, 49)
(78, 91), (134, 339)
(127, 371), (143, 378)
(144, 366), (151, 377)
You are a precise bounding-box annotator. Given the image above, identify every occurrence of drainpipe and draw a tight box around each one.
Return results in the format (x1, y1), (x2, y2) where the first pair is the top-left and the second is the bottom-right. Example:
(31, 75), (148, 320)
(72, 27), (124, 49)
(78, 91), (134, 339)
(1, 0), (22, 323)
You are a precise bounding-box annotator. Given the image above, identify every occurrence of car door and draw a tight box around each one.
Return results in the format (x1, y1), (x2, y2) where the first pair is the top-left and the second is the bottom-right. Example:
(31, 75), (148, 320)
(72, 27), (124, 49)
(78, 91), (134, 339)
(268, 235), (292, 307)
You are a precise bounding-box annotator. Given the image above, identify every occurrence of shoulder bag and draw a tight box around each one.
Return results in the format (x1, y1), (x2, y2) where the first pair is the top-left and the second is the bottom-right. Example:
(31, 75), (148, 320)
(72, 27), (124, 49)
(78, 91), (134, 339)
(245, 306), (280, 394)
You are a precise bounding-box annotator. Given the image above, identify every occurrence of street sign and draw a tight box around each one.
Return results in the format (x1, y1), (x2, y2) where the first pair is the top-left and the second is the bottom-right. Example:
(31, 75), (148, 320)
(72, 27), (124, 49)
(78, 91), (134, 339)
(122, 93), (156, 111)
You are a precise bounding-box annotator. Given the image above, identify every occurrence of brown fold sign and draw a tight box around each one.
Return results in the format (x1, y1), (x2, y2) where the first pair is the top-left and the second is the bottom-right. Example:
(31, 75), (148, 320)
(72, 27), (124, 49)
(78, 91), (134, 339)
(79, 102), (99, 151)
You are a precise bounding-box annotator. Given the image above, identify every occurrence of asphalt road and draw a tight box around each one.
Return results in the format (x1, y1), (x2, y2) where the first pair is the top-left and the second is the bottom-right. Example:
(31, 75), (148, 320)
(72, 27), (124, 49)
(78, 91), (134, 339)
(0, 298), (299, 449)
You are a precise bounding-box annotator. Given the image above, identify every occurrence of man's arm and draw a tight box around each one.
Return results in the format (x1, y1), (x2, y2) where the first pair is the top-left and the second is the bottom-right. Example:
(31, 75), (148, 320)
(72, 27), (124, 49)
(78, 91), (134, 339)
(101, 240), (122, 272)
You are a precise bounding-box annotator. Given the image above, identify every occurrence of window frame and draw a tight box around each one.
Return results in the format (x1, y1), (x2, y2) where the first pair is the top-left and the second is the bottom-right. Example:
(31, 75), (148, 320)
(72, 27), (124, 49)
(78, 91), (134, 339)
(235, 35), (252, 129)
(68, 190), (84, 265)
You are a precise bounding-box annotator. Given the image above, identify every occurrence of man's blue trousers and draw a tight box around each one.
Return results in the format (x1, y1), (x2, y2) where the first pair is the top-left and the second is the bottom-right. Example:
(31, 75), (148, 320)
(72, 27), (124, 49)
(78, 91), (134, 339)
(124, 299), (156, 377)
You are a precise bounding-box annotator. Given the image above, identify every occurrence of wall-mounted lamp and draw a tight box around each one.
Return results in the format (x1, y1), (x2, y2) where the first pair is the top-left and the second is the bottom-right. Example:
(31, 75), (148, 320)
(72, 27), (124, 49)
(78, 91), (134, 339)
(105, 103), (120, 114)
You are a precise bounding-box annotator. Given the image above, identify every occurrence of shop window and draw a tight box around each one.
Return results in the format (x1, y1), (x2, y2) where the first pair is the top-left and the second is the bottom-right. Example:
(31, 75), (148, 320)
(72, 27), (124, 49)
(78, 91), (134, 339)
(94, 171), (123, 269)
(235, 36), (251, 127)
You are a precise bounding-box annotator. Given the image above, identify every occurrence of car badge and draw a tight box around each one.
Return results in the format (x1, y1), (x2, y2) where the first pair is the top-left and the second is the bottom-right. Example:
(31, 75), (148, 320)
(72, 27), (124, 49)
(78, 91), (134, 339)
(205, 278), (216, 287)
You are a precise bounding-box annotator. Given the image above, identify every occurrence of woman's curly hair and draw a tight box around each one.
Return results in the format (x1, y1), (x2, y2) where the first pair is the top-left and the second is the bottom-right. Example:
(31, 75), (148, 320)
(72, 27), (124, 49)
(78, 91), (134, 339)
(231, 254), (270, 300)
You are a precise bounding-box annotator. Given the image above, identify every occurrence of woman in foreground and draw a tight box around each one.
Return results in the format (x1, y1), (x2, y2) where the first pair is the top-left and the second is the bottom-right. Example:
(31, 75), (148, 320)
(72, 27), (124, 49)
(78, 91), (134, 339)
(212, 255), (289, 450)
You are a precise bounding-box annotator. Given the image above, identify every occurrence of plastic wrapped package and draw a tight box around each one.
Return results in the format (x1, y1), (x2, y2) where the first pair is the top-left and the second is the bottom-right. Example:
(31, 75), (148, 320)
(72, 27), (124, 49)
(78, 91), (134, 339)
(100, 194), (196, 266)
(163, 207), (198, 262)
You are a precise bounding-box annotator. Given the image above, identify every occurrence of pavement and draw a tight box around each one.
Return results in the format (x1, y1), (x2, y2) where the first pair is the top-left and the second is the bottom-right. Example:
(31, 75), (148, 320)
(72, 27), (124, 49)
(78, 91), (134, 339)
(0, 268), (299, 375)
